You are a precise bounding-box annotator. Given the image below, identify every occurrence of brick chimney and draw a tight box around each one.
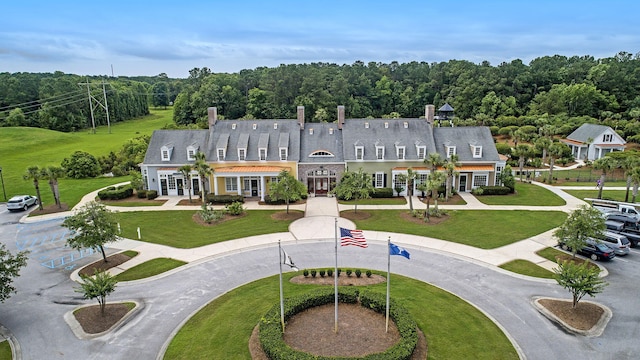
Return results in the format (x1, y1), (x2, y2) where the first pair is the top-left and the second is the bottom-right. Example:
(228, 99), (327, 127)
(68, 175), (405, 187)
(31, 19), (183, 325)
(337, 105), (345, 130)
(425, 105), (435, 125)
(208, 107), (218, 129)
(297, 106), (305, 130)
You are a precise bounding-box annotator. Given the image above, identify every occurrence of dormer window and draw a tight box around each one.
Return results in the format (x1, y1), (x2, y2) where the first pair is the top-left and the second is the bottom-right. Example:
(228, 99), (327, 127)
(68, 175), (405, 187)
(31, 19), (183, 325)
(161, 145), (173, 161)
(279, 148), (288, 161)
(603, 134), (613, 142)
(403, 122), (408, 129)
(355, 145), (364, 160)
(309, 128), (314, 135)
(253, 123), (257, 130)
(384, 122), (389, 129)
(416, 146), (426, 159)
(396, 146), (406, 160)
(187, 145), (198, 161)
(365, 122), (369, 129)
(274, 123), (278, 130)
(259, 148), (267, 161)
(446, 146), (456, 158)
(329, 128), (334, 135)
(217, 148), (226, 161)
(238, 148), (246, 161)
(471, 145), (482, 158)
(376, 145), (384, 160)
(232, 123), (236, 130)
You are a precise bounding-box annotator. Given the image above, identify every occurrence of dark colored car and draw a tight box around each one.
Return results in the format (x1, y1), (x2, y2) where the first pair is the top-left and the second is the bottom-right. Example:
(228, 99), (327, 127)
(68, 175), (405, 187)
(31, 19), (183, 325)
(559, 239), (616, 261)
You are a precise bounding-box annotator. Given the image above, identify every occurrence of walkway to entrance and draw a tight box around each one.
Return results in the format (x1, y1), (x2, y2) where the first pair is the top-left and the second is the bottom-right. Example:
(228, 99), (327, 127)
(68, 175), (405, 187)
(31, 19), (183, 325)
(289, 196), (355, 240)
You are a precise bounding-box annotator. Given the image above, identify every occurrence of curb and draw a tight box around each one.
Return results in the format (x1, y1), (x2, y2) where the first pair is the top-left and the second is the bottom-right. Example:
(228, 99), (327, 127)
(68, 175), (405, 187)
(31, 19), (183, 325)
(531, 296), (612, 337)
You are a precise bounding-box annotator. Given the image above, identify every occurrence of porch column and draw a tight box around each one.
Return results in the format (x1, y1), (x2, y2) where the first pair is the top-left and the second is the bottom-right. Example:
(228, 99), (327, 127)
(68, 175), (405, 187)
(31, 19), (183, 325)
(260, 175), (266, 201)
(213, 175), (218, 195)
(236, 176), (242, 195)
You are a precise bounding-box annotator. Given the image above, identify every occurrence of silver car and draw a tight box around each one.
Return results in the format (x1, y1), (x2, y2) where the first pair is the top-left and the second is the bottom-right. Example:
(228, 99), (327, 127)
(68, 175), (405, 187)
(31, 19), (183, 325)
(599, 231), (630, 256)
(6, 195), (38, 212)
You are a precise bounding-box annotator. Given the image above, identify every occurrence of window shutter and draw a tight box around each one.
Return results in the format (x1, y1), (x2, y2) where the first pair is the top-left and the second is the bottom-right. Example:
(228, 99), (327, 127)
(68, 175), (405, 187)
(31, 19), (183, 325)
(383, 174), (387, 187)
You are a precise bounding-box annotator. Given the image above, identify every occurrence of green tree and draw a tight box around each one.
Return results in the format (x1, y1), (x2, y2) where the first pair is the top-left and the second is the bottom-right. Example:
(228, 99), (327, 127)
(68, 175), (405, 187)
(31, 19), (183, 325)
(630, 166), (640, 203)
(0, 244), (29, 303)
(75, 270), (118, 316)
(424, 153), (444, 200)
(553, 205), (605, 260)
(499, 165), (516, 192)
(269, 169), (306, 213)
(332, 168), (373, 213)
(513, 144), (534, 182)
(421, 171), (446, 221)
(547, 142), (568, 183)
(42, 165), (65, 209)
(178, 164), (193, 203)
(592, 156), (618, 199)
(619, 155), (640, 202)
(61, 151), (102, 179)
(151, 81), (170, 109)
(62, 201), (118, 263)
(443, 155), (460, 201)
(553, 260), (607, 308)
(193, 152), (213, 203)
(23, 165), (44, 210)
(4, 108), (26, 127)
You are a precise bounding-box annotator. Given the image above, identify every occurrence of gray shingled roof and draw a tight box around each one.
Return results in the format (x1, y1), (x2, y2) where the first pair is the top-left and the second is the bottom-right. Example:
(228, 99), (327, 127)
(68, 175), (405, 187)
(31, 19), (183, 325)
(143, 129), (209, 165)
(207, 119), (301, 162)
(299, 122), (344, 163)
(432, 127), (500, 161)
(566, 123), (623, 143)
(341, 119), (436, 161)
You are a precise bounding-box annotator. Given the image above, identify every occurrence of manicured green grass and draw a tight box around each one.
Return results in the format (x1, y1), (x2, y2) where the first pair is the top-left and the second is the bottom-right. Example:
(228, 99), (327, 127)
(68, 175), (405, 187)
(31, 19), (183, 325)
(0, 340), (10, 360)
(0, 108), (172, 205)
(562, 189), (633, 203)
(477, 182), (565, 206)
(115, 258), (186, 281)
(499, 260), (555, 279)
(122, 250), (139, 258)
(536, 247), (565, 263)
(339, 197), (407, 205)
(116, 210), (301, 248)
(163, 272), (517, 360)
(100, 199), (166, 207)
(347, 210), (567, 249)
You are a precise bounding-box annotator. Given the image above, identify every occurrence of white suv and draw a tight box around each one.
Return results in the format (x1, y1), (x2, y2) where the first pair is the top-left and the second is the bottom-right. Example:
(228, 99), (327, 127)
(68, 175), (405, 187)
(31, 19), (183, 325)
(6, 195), (38, 212)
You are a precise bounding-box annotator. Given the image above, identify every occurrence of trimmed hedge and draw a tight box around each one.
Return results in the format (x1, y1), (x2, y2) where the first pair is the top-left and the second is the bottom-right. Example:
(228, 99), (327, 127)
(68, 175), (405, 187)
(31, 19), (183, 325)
(136, 189), (147, 199)
(97, 185), (133, 200)
(478, 186), (511, 195)
(371, 188), (394, 198)
(259, 287), (417, 360)
(206, 194), (244, 204)
(146, 190), (158, 200)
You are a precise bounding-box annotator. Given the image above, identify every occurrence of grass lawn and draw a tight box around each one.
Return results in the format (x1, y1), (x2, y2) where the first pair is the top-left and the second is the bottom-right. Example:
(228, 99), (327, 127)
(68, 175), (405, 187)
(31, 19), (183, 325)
(347, 210), (567, 249)
(0, 108), (172, 205)
(115, 258), (186, 281)
(100, 199), (166, 207)
(339, 197), (407, 205)
(0, 340), (10, 360)
(116, 210), (301, 248)
(477, 182), (565, 206)
(562, 189), (633, 203)
(536, 247), (566, 263)
(499, 260), (555, 279)
(163, 272), (517, 360)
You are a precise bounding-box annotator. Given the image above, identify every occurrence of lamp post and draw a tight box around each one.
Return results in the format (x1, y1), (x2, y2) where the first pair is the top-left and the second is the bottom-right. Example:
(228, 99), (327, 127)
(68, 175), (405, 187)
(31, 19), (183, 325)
(0, 167), (6, 201)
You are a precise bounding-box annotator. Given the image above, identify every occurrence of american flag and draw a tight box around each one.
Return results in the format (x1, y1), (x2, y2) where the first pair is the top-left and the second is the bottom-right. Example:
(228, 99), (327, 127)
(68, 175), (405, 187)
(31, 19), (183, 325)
(340, 227), (368, 248)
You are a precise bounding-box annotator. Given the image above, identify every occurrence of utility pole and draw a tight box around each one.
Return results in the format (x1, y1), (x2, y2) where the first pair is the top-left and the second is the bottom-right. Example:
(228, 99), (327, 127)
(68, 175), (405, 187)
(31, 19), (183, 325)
(102, 80), (111, 134)
(78, 79), (111, 134)
(79, 78), (96, 134)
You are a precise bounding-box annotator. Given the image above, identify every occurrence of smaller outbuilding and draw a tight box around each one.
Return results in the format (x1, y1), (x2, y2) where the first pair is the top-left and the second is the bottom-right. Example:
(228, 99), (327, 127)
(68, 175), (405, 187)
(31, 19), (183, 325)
(561, 124), (626, 161)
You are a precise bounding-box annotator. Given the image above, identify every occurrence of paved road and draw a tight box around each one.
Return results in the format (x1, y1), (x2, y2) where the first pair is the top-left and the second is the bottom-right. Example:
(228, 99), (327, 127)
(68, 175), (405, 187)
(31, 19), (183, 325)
(1, 192), (639, 359)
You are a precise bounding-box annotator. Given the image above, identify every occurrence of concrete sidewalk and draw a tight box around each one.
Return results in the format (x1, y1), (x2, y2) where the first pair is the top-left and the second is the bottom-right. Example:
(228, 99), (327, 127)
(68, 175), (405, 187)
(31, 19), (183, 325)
(22, 180), (600, 279)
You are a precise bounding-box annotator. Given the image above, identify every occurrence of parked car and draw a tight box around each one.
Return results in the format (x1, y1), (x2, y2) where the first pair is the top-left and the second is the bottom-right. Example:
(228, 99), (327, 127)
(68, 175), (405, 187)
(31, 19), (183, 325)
(6, 195), (38, 212)
(605, 220), (640, 247)
(599, 231), (630, 256)
(605, 212), (639, 230)
(559, 239), (616, 261)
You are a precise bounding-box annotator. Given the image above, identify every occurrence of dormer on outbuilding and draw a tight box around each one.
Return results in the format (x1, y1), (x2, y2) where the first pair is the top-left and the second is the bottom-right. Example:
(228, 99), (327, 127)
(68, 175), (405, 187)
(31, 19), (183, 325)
(161, 143), (174, 161)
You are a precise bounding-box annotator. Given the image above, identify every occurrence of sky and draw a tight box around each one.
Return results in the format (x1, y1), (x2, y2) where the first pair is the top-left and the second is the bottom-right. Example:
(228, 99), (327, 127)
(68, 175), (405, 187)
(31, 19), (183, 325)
(1, 0), (639, 78)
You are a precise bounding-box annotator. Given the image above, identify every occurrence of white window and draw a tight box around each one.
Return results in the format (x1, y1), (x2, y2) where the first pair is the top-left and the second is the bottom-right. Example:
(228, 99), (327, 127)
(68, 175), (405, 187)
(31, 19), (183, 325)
(393, 174), (405, 193)
(355, 146), (364, 160)
(417, 146), (426, 159)
(397, 146), (405, 160)
(187, 148), (196, 161)
(217, 148), (225, 161)
(473, 174), (488, 188)
(310, 150), (334, 157)
(472, 145), (482, 158)
(447, 146), (456, 158)
(417, 173), (428, 186)
(259, 148), (267, 161)
(365, 122), (369, 129)
(231, 123), (237, 130)
(375, 172), (385, 188)
(384, 122), (389, 129)
(161, 150), (169, 161)
(403, 122), (408, 129)
(161, 145), (172, 161)
(329, 128), (334, 135)
(376, 146), (384, 160)
(168, 175), (176, 190)
(603, 134), (613, 142)
(238, 148), (246, 161)
(225, 177), (238, 192)
(309, 128), (314, 135)
(252, 123), (257, 130)
(271, 176), (279, 183)
(274, 123), (278, 129)
(279, 148), (288, 161)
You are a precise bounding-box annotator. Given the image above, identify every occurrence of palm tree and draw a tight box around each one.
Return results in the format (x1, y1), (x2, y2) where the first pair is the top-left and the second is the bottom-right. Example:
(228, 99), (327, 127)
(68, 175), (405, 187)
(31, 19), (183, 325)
(620, 156), (640, 202)
(194, 152), (213, 203)
(592, 157), (619, 199)
(443, 154), (460, 201)
(420, 171), (445, 221)
(406, 168), (417, 211)
(42, 165), (65, 208)
(513, 144), (533, 182)
(178, 164), (193, 203)
(546, 143), (565, 184)
(23, 166), (44, 210)
(630, 167), (640, 203)
(534, 137), (552, 166)
(424, 153), (444, 201)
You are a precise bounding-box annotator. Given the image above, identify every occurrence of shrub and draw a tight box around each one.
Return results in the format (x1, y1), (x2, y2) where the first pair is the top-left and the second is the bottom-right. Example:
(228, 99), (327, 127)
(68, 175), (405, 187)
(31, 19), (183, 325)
(366, 270), (372, 278)
(199, 204), (224, 224)
(478, 186), (511, 195)
(303, 269), (309, 277)
(97, 185), (133, 200)
(337, 268), (342, 277)
(371, 187), (394, 198)
(319, 270), (325, 277)
(206, 194), (244, 204)
(146, 190), (158, 200)
(136, 189), (147, 199)
(263, 194), (286, 205)
(225, 201), (245, 216)
(355, 269), (362, 278)
(61, 150), (101, 179)
(326, 269), (333, 277)
(310, 270), (317, 278)
(346, 269), (352, 277)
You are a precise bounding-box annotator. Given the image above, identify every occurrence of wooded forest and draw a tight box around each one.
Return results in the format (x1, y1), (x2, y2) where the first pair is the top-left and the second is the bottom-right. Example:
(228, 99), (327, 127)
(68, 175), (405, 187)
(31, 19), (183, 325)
(2, 51), (640, 142)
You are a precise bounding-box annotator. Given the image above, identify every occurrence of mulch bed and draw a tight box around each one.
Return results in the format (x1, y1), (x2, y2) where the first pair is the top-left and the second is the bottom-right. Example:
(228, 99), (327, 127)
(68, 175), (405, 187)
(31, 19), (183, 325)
(538, 299), (604, 331)
(74, 303), (131, 334)
(29, 203), (69, 216)
(78, 253), (132, 277)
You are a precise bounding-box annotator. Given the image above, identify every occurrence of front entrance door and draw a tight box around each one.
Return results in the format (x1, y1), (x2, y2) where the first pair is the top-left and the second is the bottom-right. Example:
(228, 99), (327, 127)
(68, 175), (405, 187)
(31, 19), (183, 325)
(192, 178), (200, 197)
(315, 178), (328, 196)
(176, 178), (184, 195)
(458, 174), (467, 192)
(160, 179), (168, 196)
(251, 179), (258, 197)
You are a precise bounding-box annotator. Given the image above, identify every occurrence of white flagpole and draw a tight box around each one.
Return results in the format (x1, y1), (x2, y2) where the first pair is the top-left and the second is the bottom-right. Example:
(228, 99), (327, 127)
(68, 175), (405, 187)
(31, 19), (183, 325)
(386, 236), (391, 333)
(334, 217), (339, 333)
(279, 240), (285, 333)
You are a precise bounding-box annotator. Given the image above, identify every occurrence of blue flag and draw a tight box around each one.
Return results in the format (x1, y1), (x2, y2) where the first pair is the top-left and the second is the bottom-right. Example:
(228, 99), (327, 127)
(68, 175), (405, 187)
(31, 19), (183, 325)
(389, 242), (410, 259)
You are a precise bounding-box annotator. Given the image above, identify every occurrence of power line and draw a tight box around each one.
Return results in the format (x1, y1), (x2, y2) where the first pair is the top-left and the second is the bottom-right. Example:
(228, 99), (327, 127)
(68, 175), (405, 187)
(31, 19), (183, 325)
(0, 89), (85, 111)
